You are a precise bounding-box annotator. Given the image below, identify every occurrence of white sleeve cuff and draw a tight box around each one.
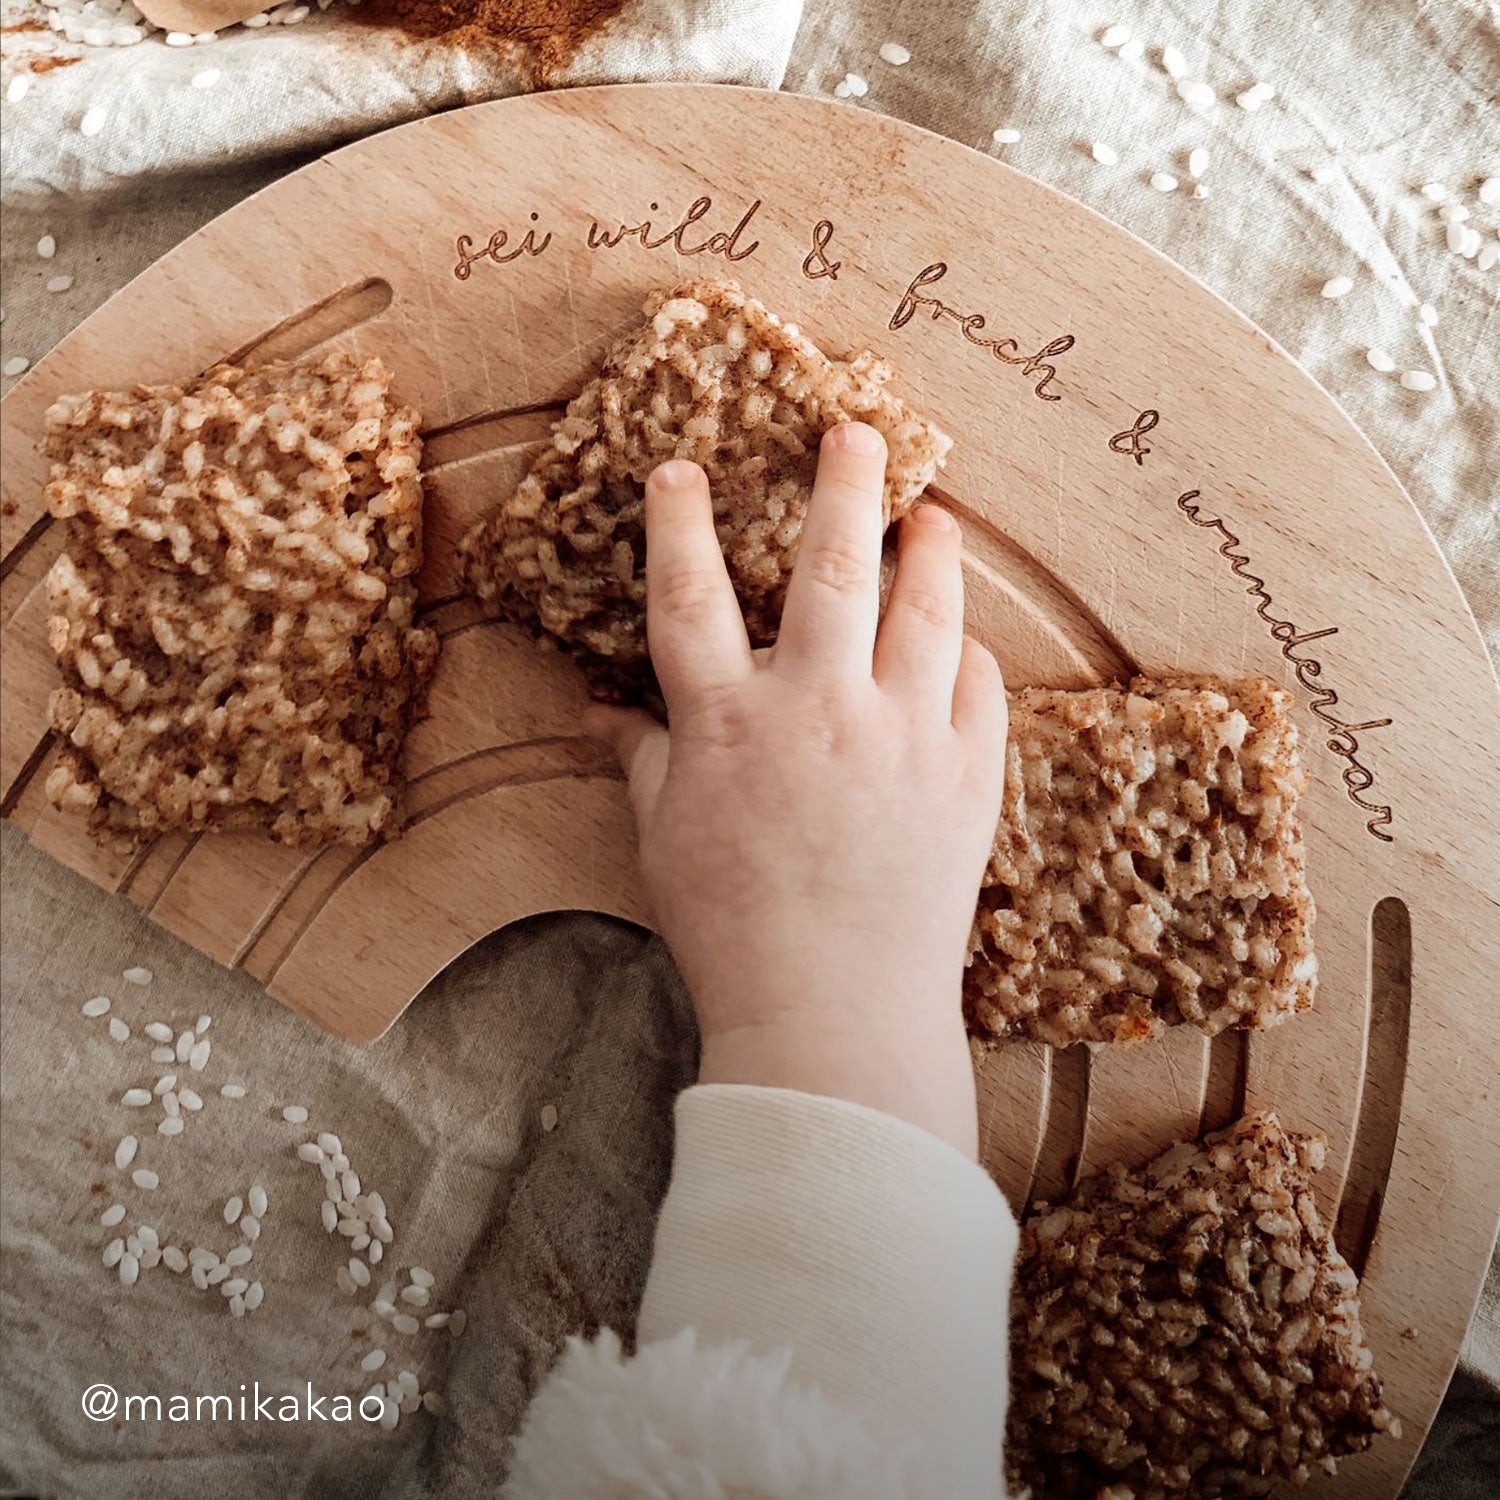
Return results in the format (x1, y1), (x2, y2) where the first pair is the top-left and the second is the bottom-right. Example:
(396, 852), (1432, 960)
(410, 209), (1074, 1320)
(638, 1083), (1017, 1497)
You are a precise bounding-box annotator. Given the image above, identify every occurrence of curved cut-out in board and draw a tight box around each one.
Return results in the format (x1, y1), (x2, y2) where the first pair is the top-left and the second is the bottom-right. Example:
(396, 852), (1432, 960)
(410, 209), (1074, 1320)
(2, 87), (1498, 1500)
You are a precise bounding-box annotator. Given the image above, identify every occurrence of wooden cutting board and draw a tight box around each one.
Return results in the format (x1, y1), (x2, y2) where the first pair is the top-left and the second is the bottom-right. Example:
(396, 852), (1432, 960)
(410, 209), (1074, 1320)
(2, 86), (1497, 1495)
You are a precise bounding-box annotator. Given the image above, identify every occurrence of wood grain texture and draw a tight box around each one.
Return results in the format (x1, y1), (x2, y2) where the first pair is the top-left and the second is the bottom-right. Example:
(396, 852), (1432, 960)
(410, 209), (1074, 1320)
(2, 86), (1497, 1497)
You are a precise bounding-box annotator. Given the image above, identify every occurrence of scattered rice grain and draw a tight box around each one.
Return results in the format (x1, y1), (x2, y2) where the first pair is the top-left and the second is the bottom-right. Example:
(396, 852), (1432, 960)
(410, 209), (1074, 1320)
(1320, 275), (1354, 298)
(121, 1088), (151, 1107)
(144, 1022), (173, 1043)
(122, 967), (152, 986)
(103, 1238), (125, 1267)
(225, 1245), (252, 1267)
(1161, 45), (1187, 78)
(361, 1348), (388, 1372)
(392, 1313), (420, 1335)
(189, 1038), (210, 1071)
(101, 1202), (126, 1227)
(1099, 23), (1132, 48)
(879, 42), (910, 65)
(224, 1196), (243, 1224)
(220, 1083), (247, 1099)
(108, 1017), (130, 1042)
(244, 1280), (264, 1311)
(249, 1184), (268, 1217)
(119, 1252), (139, 1286)
(1150, 172), (1179, 193)
(81, 995), (111, 1018)
(158, 1116), (184, 1136)
(1400, 369), (1437, 391)
(2, 357), (30, 378)
(1365, 347), (1396, 372)
(114, 1135), (138, 1170)
(282, 1105), (308, 1124)
(178, 1088), (202, 1111)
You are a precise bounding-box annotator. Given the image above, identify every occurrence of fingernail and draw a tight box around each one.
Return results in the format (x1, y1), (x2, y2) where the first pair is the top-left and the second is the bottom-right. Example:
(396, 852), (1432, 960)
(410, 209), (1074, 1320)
(651, 459), (702, 490)
(825, 421), (886, 456)
(912, 503), (953, 531)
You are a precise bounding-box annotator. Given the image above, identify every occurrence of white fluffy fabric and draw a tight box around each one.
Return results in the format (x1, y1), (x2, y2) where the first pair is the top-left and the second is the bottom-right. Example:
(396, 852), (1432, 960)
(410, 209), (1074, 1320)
(502, 1328), (962, 1500)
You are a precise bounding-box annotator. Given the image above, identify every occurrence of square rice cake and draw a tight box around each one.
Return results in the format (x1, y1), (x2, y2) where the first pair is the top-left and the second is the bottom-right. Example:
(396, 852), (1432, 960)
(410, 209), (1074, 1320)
(1008, 1113), (1398, 1499)
(458, 276), (951, 698)
(967, 676), (1317, 1047)
(43, 349), (440, 848)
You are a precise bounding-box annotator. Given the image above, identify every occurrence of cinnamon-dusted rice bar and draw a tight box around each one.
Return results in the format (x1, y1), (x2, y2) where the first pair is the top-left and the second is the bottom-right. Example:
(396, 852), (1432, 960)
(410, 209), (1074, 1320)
(44, 350), (439, 848)
(967, 677), (1317, 1047)
(458, 277), (951, 698)
(1008, 1114), (1398, 1499)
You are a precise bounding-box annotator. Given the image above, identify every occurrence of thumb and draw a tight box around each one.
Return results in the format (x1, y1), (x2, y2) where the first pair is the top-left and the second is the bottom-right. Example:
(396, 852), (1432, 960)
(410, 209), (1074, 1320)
(582, 704), (669, 821)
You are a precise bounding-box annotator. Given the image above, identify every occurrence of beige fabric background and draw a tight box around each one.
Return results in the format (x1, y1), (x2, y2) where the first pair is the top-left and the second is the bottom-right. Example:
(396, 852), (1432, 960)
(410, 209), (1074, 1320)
(1, 1), (1497, 1496)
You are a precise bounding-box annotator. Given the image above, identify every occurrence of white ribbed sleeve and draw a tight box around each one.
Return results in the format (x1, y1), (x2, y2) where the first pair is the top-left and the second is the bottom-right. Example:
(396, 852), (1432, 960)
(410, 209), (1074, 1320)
(637, 1083), (1018, 1497)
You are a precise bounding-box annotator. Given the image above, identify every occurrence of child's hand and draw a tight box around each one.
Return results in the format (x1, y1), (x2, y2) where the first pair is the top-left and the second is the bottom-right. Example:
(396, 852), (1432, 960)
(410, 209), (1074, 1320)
(585, 423), (1008, 1157)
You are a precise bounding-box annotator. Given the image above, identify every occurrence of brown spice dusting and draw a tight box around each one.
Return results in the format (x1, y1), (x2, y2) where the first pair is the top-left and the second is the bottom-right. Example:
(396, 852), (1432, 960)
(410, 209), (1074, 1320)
(359, 0), (631, 83)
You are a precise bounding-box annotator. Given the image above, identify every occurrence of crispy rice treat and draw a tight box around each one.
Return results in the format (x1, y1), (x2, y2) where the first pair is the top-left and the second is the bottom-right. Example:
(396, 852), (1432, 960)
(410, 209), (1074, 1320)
(1008, 1114), (1398, 1500)
(967, 677), (1317, 1048)
(458, 277), (951, 697)
(43, 350), (440, 848)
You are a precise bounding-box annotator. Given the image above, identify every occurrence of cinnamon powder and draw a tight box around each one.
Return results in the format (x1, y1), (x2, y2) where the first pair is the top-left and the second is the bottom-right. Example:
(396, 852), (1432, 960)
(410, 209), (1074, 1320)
(359, 0), (631, 83)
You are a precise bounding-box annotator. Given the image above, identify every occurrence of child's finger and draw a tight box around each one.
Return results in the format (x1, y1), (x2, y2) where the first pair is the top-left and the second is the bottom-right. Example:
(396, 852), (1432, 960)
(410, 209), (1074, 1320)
(775, 423), (887, 681)
(951, 634), (1008, 757)
(582, 703), (670, 820)
(644, 461), (753, 710)
(874, 505), (965, 707)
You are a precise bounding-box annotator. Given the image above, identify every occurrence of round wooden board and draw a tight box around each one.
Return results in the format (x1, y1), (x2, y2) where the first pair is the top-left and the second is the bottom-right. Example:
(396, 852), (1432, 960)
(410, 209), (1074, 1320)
(2, 86), (1497, 1495)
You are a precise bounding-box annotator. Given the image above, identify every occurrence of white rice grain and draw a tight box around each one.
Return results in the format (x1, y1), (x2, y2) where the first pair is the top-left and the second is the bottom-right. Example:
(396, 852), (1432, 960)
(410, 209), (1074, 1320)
(1400, 369), (1437, 391)
(162, 1092), (180, 1118)
(158, 1117), (184, 1137)
(241, 1216), (261, 1242)
(189, 1038), (211, 1071)
(1176, 79), (1215, 109)
(122, 967), (152, 986)
(379, 1397), (400, 1430)
(220, 1277), (248, 1297)
(205, 1263), (230, 1285)
(195, 1014), (212, 1034)
(224, 1196), (243, 1224)
(1150, 172), (1179, 193)
(178, 1088), (202, 1112)
(424, 1312), (450, 1328)
(369, 1242), (384, 1265)
(121, 1089), (151, 1107)
(101, 1202), (127, 1227)
(249, 1184), (268, 1217)
(1161, 45), (1187, 78)
(36, 234), (57, 260)
(108, 1017), (130, 1042)
(119, 1252), (140, 1286)
(6, 74), (30, 103)
(151, 1047), (175, 1064)
(103, 1238), (125, 1267)
(1417, 302), (1438, 327)
(2, 356), (30, 378)
(317, 1132), (342, 1155)
(1188, 147), (1209, 180)
(220, 1083), (247, 1099)
(1091, 141), (1119, 166)
(298, 1143), (325, 1164)
(879, 42), (910, 65)
(154, 1074), (176, 1095)
(361, 1348), (388, 1372)
(341, 1170), (361, 1200)
(176, 1030), (193, 1062)
(391, 1314), (420, 1335)
(281, 1105), (308, 1124)
(321, 1199), (339, 1233)
(1365, 347), (1396, 372)
(992, 127), (1021, 145)
(132, 1169), (159, 1190)
(229, 1293), (245, 1318)
(82, 995), (111, 1018)
(1099, 23), (1131, 48)
(422, 1391), (445, 1415)
(245, 1280), (264, 1311)
(1320, 275), (1354, 298)
(350, 1258), (371, 1288)
(144, 1022), (173, 1043)
(191, 68), (221, 89)
(397, 1369), (419, 1395)
(225, 1245), (252, 1267)
(162, 1246), (188, 1273)
(400, 1285), (430, 1307)
(115, 1136), (138, 1170)
(409, 1267), (435, 1288)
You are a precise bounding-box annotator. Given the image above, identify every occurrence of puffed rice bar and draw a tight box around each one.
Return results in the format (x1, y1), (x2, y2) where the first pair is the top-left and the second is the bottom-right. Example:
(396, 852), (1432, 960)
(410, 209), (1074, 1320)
(967, 676), (1317, 1047)
(458, 277), (951, 699)
(1009, 1113), (1398, 1499)
(44, 350), (440, 847)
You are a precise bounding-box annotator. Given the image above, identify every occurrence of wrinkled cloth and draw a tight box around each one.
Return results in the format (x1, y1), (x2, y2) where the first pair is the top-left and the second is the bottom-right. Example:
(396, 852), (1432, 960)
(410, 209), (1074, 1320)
(1, 1), (1497, 1497)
